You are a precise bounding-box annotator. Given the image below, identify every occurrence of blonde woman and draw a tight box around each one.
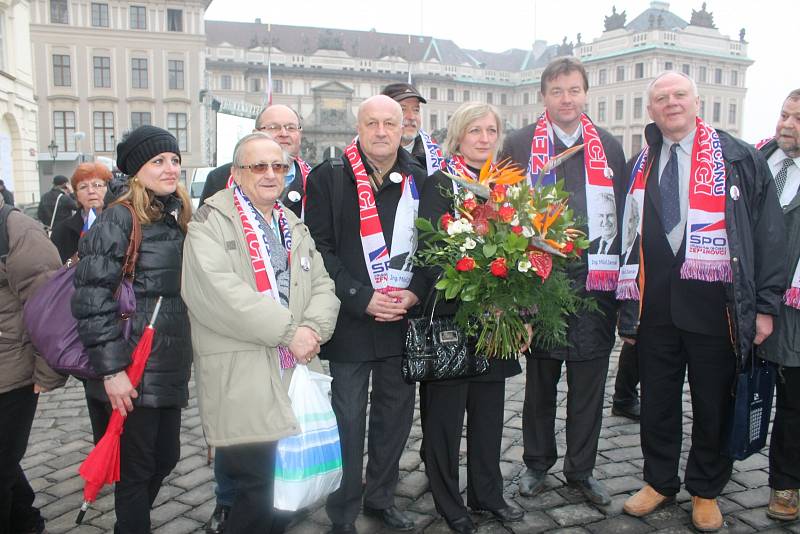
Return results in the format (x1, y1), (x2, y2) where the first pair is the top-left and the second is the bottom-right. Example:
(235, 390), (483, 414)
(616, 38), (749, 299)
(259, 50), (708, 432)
(72, 125), (193, 534)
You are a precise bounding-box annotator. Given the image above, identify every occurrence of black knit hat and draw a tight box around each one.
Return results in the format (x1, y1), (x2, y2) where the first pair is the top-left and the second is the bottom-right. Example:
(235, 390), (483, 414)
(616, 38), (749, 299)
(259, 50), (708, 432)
(116, 125), (181, 176)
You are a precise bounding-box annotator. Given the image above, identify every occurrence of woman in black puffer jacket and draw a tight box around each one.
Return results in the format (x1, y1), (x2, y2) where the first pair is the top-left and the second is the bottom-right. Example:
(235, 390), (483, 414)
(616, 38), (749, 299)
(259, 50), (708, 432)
(72, 125), (192, 534)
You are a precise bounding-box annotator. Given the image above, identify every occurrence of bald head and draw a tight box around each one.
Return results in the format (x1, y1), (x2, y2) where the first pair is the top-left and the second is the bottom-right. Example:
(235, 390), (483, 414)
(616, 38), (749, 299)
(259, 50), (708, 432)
(357, 95), (403, 166)
(255, 104), (302, 157)
(646, 71), (700, 142)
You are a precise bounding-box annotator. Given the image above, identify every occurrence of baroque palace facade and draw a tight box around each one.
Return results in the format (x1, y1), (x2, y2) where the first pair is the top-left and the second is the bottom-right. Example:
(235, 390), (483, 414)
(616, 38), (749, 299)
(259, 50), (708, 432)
(20, 1), (749, 198)
(204, 1), (750, 164)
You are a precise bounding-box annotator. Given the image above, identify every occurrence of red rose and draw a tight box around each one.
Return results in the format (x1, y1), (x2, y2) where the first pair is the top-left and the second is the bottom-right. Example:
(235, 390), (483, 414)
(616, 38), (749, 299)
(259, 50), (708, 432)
(498, 205), (516, 223)
(440, 213), (454, 231)
(490, 184), (507, 203)
(462, 197), (477, 212)
(456, 256), (476, 272)
(490, 257), (508, 278)
(563, 241), (575, 254)
(511, 225), (523, 235)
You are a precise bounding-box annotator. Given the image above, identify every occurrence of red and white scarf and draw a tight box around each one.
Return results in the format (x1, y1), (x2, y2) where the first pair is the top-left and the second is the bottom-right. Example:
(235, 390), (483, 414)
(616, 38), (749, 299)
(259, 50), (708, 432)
(233, 186), (296, 369)
(528, 112), (618, 291)
(344, 141), (419, 293)
(754, 136), (800, 308)
(617, 117), (732, 301)
(419, 129), (445, 175)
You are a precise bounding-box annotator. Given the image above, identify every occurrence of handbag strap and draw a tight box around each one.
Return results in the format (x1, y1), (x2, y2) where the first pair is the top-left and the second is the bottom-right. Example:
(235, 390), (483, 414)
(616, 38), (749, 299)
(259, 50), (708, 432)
(119, 202), (142, 281)
(419, 273), (444, 332)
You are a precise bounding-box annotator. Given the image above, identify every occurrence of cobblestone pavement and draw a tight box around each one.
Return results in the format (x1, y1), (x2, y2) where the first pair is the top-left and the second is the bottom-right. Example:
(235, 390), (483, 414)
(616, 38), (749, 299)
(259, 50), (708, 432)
(25, 345), (798, 534)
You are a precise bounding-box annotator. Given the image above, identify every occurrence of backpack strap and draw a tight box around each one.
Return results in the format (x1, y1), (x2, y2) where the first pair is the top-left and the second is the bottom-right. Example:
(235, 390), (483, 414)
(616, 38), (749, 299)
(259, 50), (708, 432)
(329, 157), (344, 250)
(119, 202), (143, 282)
(0, 203), (18, 264)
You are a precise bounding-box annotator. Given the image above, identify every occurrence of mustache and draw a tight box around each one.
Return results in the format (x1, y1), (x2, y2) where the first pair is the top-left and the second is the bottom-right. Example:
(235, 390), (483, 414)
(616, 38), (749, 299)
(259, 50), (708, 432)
(403, 120), (418, 128)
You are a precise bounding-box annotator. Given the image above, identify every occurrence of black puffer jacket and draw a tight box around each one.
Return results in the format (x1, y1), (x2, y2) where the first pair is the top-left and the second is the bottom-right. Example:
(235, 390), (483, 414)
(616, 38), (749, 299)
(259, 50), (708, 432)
(72, 196), (192, 408)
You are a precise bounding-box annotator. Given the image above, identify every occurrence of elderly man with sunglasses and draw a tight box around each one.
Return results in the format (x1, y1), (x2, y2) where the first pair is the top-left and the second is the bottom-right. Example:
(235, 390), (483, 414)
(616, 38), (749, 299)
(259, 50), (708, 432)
(200, 105), (312, 218)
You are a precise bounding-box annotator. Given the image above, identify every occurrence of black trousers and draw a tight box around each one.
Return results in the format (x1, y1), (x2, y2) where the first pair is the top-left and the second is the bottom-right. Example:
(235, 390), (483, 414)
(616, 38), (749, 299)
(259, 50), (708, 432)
(522, 355), (609, 480)
(88, 402), (181, 534)
(769, 366), (800, 489)
(613, 341), (640, 407)
(422, 379), (506, 524)
(638, 325), (735, 498)
(326, 357), (415, 525)
(221, 441), (289, 534)
(0, 386), (41, 534)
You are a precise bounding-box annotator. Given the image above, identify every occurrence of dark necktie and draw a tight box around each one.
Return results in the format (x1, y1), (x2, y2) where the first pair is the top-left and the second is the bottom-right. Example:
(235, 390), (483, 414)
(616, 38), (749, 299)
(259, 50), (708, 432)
(775, 157), (795, 197)
(660, 143), (681, 234)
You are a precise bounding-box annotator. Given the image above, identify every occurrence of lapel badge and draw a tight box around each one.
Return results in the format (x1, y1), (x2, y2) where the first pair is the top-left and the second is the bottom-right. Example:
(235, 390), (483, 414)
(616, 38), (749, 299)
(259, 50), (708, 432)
(730, 185), (740, 201)
(604, 166), (614, 178)
(300, 257), (311, 271)
(389, 172), (403, 184)
(288, 190), (302, 203)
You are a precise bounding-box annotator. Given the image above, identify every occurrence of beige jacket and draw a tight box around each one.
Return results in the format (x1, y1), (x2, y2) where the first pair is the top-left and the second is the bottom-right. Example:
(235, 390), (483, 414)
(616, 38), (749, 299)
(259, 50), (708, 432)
(181, 189), (340, 446)
(0, 197), (66, 394)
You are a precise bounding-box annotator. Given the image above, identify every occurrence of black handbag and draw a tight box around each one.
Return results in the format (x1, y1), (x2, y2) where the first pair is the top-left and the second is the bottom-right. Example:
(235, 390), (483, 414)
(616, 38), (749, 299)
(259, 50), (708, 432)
(723, 350), (776, 460)
(401, 283), (489, 384)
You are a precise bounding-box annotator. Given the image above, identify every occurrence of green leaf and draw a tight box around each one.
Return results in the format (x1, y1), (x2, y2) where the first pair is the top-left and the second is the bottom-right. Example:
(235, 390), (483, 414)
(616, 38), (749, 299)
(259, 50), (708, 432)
(482, 243), (497, 257)
(415, 218), (435, 233)
(445, 280), (462, 300)
(435, 278), (450, 290)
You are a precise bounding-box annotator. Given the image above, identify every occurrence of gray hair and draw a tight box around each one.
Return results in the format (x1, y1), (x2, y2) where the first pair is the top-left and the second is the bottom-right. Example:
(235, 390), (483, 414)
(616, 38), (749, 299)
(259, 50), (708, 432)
(646, 71), (699, 103)
(232, 132), (291, 168)
(444, 102), (503, 157)
(786, 88), (800, 102)
(597, 191), (616, 208)
(255, 104), (302, 129)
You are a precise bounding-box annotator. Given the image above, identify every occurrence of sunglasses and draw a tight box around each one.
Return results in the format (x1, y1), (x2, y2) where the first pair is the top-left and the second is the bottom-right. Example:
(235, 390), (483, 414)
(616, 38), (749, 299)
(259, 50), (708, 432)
(237, 162), (290, 175)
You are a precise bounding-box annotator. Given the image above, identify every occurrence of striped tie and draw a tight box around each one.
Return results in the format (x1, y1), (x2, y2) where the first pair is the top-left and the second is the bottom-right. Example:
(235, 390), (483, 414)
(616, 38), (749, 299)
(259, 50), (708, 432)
(775, 158), (795, 197)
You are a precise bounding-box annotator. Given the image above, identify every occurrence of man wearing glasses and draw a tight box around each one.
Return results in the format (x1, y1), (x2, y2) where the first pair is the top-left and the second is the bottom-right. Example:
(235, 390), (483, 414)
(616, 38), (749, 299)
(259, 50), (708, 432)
(200, 105), (312, 218)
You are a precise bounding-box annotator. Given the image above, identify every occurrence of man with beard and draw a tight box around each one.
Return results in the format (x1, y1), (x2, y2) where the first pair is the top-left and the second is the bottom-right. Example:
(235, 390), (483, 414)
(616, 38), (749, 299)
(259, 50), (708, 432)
(758, 88), (800, 522)
(381, 83), (445, 176)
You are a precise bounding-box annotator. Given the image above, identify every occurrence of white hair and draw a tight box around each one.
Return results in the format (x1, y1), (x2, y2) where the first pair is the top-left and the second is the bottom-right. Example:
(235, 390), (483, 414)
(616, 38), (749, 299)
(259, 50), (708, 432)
(646, 71), (699, 103)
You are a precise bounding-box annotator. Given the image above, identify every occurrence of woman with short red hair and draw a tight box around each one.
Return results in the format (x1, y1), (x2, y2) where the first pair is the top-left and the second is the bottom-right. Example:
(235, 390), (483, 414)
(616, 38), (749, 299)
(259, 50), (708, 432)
(50, 162), (112, 262)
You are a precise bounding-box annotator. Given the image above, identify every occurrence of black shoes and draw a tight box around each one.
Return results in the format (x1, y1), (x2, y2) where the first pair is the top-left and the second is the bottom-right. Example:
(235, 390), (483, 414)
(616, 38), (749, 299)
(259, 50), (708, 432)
(473, 502), (525, 523)
(447, 516), (476, 533)
(363, 505), (414, 531)
(203, 504), (230, 534)
(518, 468), (547, 497)
(569, 477), (611, 506)
(330, 523), (357, 534)
(612, 402), (641, 421)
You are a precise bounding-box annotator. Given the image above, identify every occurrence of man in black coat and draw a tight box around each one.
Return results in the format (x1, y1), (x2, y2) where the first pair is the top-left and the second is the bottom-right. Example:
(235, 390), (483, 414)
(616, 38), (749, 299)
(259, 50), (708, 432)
(37, 175), (77, 230)
(501, 57), (626, 506)
(199, 105), (312, 218)
(620, 72), (785, 532)
(758, 88), (800, 522)
(305, 95), (427, 534)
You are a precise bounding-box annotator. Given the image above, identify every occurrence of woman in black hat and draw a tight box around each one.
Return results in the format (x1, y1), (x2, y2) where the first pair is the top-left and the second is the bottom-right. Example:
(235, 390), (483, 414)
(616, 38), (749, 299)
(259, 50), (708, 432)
(72, 125), (193, 534)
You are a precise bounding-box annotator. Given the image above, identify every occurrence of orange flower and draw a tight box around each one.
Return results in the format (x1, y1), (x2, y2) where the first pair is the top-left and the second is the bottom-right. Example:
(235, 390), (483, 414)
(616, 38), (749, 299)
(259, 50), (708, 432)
(498, 205), (516, 223)
(462, 197), (477, 212)
(440, 213), (454, 231)
(490, 184), (507, 203)
(490, 257), (508, 278)
(456, 256), (476, 272)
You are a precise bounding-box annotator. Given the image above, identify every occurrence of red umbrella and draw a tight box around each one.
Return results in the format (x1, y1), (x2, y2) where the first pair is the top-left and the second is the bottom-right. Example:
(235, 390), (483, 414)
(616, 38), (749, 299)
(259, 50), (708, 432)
(75, 297), (163, 524)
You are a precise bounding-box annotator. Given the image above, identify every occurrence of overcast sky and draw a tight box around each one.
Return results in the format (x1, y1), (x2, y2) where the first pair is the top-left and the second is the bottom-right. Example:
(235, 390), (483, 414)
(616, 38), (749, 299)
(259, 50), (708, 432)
(205, 0), (799, 143)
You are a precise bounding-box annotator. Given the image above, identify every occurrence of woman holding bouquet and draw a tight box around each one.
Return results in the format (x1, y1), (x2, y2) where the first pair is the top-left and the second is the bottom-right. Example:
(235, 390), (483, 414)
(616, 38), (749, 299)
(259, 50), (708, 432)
(417, 102), (525, 534)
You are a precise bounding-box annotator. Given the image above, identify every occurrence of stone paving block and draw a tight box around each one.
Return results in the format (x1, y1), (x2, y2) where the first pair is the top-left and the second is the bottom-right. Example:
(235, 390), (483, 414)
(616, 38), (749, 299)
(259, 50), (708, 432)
(585, 514), (654, 534)
(151, 500), (192, 527)
(174, 482), (215, 506)
(640, 504), (690, 529)
(86, 510), (117, 531)
(408, 490), (437, 515)
(396, 470), (430, 499)
(45, 510), (105, 534)
(20, 451), (55, 470)
(601, 446), (642, 462)
(547, 503), (605, 527)
(735, 507), (785, 530)
(184, 497), (217, 524)
(718, 516), (758, 533)
(172, 451), (209, 474)
(474, 519), (513, 533)
(169, 465), (214, 489)
(609, 433), (642, 449)
(44, 450), (85, 470)
(546, 527), (591, 533)
(602, 475), (643, 495)
(153, 516), (203, 534)
(44, 473), (85, 497)
(727, 486), (771, 509)
(399, 449), (423, 472)
(39, 491), (83, 519)
(506, 510), (557, 532)
(502, 444), (524, 463)
(735, 453), (770, 471)
(153, 483), (185, 507)
(731, 469), (770, 489)
(596, 461), (641, 478)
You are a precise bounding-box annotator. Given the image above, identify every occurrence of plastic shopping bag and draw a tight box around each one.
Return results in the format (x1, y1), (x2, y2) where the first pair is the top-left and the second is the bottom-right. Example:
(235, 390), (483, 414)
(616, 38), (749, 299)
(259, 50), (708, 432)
(274, 365), (343, 511)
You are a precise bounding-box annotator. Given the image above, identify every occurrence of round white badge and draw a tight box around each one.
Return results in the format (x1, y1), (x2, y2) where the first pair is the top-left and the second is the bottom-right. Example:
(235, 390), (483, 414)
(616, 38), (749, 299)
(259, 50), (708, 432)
(730, 185), (740, 201)
(604, 167), (614, 178)
(389, 172), (403, 184)
(287, 191), (301, 203)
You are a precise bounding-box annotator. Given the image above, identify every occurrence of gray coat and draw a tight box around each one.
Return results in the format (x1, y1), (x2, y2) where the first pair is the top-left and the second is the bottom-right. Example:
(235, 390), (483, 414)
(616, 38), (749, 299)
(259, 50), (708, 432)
(760, 139), (800, 367)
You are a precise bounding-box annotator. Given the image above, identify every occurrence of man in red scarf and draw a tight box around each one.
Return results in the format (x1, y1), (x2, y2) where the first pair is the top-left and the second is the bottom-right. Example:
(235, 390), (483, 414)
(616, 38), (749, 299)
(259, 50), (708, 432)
(620, 71), (785, 532)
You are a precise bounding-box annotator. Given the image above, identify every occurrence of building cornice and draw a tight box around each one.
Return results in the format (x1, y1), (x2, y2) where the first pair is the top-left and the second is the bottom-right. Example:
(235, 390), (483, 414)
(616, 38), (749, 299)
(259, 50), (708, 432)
(46, 94), (80, 102)
(580, 43), (753, 65)
(88, 96), (119, 103)
(163, 97), (192, 104)
(126, 96), (156, 103)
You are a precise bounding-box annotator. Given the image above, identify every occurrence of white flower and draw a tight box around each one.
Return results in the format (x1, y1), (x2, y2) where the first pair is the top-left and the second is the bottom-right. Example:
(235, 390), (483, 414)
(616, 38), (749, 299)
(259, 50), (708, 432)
(463, 191), (475, 200)
(447, 218), (474, 236)
(510, 215), (520, 226)
(463, 237), (477, 250)
(518, 260), (531, 272)
(459, 246), (466, 253)
(507, 185), (521, 200)
(521, 226), (535, 238)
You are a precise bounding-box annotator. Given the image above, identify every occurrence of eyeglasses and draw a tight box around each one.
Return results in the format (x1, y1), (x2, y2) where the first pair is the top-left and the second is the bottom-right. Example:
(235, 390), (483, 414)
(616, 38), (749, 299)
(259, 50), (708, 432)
(257, 123), (302, 134)
(237, 162), (290, 175)
(76, 181), (108, 192)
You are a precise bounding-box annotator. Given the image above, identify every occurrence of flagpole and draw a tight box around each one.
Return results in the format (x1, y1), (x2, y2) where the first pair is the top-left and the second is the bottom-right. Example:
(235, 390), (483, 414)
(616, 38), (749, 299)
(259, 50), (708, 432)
(407, 34), (412, 84)
(266, 23), (273, 106)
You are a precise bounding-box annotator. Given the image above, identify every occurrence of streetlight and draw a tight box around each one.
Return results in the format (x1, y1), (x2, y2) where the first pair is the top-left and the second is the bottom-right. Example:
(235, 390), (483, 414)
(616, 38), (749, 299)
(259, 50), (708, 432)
(48, 140), (58, 161)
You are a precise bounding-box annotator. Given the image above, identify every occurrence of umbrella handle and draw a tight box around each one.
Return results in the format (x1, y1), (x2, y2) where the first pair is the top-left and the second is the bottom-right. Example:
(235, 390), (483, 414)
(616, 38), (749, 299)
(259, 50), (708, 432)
(76, 501), (90, 524)
(148, 296), (164, 328)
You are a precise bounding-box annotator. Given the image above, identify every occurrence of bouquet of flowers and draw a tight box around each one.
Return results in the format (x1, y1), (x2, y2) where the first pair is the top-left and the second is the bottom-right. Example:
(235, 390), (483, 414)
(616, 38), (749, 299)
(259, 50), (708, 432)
(415, 154), (592, 359)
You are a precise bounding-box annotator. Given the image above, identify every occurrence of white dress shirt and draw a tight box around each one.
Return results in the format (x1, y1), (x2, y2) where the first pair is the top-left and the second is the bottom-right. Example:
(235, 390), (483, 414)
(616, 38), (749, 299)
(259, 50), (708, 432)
(767, 148), (800, 207)
(658, 131), (695, 254)
(552, 122), (583, 148)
